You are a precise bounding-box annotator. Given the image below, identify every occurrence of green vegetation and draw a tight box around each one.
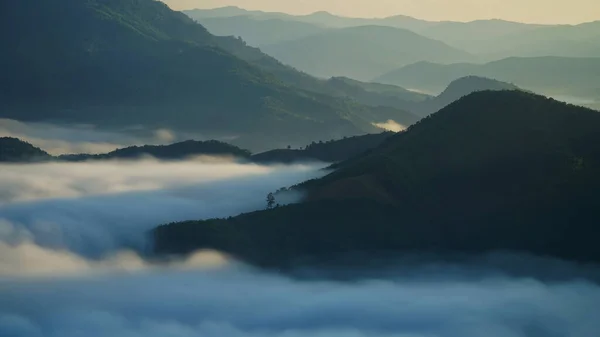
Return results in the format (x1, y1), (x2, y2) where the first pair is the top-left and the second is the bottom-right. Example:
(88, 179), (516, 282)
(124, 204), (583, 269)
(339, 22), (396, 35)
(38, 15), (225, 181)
(154, 91), (600, 267)
(0, 137), (51, 162)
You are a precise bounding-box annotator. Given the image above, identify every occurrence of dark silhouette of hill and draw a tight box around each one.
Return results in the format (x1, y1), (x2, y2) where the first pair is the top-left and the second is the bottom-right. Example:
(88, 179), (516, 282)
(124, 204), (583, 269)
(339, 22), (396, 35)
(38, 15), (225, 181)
(375, 57), (600, 101)
(58, 140), (252, 161)
(0, 137), (51, 162)
(1, 0), (418, 150)
(261, 25), (473, 81)
(197, 16), (327, 46)
(252, 132), (394, 164)
(154, 91), (600, 268)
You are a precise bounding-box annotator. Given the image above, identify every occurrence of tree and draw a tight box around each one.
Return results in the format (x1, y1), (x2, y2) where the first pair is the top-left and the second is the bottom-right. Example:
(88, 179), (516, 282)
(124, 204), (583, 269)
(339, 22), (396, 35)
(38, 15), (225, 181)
(266, 192), (275, 209)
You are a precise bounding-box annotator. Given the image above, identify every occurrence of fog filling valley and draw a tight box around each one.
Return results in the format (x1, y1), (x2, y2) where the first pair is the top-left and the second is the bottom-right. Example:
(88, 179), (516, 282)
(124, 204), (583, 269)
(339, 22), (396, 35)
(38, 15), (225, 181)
(2, 127), (600, 337)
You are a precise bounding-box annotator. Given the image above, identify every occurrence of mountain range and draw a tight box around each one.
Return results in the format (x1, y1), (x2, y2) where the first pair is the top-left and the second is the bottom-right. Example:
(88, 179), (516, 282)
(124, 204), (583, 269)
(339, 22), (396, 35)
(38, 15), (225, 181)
(375, 57), (600, 104)
(1, 0), (420, 151)
(1, 132), (394, 165)
(154, 90), (600, 267)
(260, 25), (473, 80)
(185, 6), (600, 60)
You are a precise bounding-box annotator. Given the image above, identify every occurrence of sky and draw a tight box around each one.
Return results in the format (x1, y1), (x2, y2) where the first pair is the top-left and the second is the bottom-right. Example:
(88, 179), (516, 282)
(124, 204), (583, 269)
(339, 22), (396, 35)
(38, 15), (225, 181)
(162, 0), (600, 24)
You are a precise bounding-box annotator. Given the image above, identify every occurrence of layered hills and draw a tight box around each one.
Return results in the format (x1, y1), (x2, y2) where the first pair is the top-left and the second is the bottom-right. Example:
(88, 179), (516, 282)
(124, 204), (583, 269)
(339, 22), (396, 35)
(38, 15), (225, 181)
(154, 91), (600, 267)
(261, 25), (473, 80)
(0, 0), (418, 150)
(375, 57), (600, 101)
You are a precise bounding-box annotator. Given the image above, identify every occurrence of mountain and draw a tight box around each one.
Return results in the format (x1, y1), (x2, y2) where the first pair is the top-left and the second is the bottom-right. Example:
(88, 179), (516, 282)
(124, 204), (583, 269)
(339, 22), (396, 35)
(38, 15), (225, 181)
(419, 19), (547, 53)
(154, 91), (600, 267)
(197, 16), (327, 46)
(261, 25), (473, 80)
(184, 7), (437, 31)
(1, 0), (412, 151)
(0, 137), (51, 162)
(412, 76), (520, 116)
(252, 132), (394, 164)
(469, 21), (600, 58)
(58, 140), (251, 161)
(375, 57), (600, 102)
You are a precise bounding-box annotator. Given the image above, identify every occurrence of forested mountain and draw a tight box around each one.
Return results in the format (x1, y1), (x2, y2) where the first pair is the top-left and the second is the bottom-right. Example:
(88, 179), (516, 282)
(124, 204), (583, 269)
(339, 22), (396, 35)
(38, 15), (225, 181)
(0, 137), (51, 162)
(58, 140), (252, 161)
(252, 132), (394, 164)
(375, 57), (600, 101)
(261, 25), (473, 80)
(1, 0), (426, 150)
(154, 91), (600, 267)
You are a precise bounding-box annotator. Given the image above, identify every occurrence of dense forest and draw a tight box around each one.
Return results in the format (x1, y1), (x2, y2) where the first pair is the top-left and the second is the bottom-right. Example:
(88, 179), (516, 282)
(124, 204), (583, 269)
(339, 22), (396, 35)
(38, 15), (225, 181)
(154, 90), (600, 267)
(0, 137), (51, 162)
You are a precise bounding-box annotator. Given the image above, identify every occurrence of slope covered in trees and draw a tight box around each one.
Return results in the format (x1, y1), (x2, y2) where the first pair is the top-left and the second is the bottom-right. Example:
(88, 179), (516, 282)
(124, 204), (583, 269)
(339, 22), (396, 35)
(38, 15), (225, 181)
(154, 91), (600, 267)
(58, 140), (252, 161)
(0, 137), (51, 162)
(1, 0), (419, 150)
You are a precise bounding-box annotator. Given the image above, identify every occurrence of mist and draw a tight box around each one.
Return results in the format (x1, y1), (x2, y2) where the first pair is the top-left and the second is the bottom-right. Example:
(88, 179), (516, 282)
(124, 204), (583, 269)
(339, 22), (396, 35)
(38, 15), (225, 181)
(2, 254), (600, 337)
(0, 159), (326, 258)
(2, 140), (598, 337)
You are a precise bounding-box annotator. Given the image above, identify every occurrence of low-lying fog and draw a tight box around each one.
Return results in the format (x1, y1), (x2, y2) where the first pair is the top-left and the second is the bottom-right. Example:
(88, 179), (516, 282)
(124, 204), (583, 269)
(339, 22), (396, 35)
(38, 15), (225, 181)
(1, 125), (599, 337)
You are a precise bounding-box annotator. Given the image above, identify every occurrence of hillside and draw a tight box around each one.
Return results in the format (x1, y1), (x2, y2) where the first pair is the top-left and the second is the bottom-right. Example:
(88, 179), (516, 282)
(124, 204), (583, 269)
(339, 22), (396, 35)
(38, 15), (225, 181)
(0, 137), (51, 162)
(1, 0), (414, 150)
(252, 132), (394, 164)
(375, 57), (600, 101)
(469, 21), (600, 58)
(261, 25), (473, 81)
(154, 91), (600, 267)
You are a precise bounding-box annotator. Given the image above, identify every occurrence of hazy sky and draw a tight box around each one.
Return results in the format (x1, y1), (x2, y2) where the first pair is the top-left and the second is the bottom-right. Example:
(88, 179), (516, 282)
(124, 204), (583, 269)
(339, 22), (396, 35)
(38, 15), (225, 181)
(163, 0), (600, 24)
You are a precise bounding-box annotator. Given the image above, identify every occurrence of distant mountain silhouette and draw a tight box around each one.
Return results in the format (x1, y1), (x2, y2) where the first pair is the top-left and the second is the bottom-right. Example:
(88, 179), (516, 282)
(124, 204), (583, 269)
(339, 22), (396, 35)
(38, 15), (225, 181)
(154, 91), (600, 268)
(468, 21), (600, 58)
(3, 133), (395, 165)
(0, 137), (51, 162)
(412, 76), (520, 116)
(2, 0), (421, 151)
(58, 140), (252, 161)
(375, 57), (600, 103)
(261, 25), (473, 80)
(184, 7), (438, 31)
(197, 16), (327, 46)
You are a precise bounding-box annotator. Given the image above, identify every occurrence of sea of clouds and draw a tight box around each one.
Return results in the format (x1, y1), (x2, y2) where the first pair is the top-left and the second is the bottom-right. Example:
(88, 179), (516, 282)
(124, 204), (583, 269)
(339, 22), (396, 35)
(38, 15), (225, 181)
(1, 122), (599, 337)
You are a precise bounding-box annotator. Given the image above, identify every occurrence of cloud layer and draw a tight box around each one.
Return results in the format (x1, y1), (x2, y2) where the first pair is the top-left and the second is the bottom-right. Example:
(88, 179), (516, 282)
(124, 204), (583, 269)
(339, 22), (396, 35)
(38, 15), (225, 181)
(1, 258), (599, 337)
(0, 159), (326, 258)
